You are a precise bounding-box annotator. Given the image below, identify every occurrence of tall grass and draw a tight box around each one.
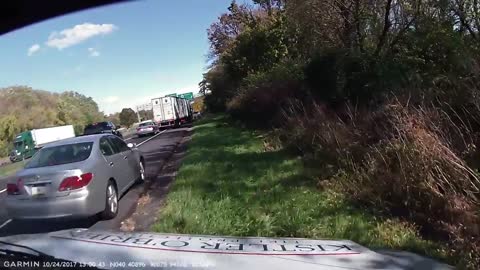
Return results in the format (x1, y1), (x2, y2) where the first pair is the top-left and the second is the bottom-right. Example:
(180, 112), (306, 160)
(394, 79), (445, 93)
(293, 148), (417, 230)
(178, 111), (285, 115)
(279, 99), (480, 269)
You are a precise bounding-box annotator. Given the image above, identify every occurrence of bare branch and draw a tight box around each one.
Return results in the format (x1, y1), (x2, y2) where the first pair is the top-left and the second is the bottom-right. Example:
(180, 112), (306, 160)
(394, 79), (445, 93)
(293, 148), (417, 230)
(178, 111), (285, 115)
(374, 0), (393, 56)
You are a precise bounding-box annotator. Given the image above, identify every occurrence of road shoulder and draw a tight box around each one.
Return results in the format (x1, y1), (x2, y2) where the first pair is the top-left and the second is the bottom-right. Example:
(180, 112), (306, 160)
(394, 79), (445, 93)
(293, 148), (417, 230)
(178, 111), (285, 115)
(119, 128), (192, 232)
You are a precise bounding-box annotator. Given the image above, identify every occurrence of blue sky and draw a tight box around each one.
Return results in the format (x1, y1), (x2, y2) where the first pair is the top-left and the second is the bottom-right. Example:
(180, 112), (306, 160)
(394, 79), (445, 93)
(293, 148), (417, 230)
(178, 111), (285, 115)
(0, 0), (238, 114)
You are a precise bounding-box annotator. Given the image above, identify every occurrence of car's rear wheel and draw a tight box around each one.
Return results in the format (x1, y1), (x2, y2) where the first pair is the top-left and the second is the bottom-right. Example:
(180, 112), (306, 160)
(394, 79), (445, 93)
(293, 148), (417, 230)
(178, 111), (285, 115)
(101, 181), (118, 220)
(137, 161), (145, 183)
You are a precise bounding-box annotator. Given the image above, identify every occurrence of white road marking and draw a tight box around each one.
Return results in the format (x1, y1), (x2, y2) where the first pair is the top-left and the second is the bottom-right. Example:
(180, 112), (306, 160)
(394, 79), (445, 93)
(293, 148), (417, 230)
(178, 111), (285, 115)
(0, 189), (5, 194)
(0, 219), (11, 229)
(137, 130), (167, 147)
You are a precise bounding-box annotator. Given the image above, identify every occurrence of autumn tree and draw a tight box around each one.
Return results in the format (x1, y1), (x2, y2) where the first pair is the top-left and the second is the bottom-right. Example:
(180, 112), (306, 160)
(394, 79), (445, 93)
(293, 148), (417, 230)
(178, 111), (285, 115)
(192, 96), (205, 112)
(0, 86), (106, 155)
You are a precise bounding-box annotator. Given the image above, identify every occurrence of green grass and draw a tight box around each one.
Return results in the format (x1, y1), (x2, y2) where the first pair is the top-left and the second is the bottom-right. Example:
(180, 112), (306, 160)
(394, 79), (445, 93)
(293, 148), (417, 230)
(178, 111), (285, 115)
(152, 114), (450, 263)
(0, 160), (25, 178)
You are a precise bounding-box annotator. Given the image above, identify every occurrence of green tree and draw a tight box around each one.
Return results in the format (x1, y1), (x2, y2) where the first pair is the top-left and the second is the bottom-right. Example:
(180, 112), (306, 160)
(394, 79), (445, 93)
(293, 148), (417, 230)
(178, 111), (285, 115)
(207, 1), (258, 59)
(222, 16), (288, 77)
(0, 86), (105, 155)
(203, 6), (288, 112)
(0, 115), (19, 142)
(57, 91), (105, 134)
(119, 108), (137, 127)
(0, 115), (19, 156)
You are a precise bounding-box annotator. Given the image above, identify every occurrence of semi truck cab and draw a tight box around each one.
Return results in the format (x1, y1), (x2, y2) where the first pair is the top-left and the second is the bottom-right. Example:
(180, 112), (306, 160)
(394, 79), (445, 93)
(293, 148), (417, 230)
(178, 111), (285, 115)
(9, 131), (35, 162)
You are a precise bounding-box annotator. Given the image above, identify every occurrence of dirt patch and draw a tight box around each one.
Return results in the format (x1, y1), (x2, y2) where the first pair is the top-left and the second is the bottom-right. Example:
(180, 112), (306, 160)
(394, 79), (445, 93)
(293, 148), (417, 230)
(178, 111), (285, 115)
(120, 129), (193, 232)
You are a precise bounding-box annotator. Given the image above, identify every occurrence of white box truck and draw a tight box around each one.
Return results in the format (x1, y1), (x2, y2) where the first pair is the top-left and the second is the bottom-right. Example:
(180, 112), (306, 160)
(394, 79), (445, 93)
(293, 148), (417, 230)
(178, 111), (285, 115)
(152, 96), (193, 128)
(9, 125), (76, 162)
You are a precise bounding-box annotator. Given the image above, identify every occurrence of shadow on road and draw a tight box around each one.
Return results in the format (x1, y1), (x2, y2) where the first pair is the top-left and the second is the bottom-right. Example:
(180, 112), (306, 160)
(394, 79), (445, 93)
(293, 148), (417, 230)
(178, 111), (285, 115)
(0, 180), (145, 237)
(120, 128), (192, 231)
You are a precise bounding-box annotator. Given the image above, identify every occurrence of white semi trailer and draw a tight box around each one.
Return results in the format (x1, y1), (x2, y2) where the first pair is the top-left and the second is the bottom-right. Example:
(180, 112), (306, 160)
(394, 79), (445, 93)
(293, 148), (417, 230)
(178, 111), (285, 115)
(152, 96), (192, 128)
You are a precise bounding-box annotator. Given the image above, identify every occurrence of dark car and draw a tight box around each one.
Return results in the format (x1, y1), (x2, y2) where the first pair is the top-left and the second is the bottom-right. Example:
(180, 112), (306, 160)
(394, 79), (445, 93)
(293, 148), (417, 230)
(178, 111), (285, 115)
(83, 122), (123, 138)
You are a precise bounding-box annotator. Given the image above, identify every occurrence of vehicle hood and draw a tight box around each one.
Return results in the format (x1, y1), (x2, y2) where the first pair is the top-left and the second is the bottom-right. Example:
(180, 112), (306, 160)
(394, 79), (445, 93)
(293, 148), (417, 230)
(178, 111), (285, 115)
(0, 229), (452, 270)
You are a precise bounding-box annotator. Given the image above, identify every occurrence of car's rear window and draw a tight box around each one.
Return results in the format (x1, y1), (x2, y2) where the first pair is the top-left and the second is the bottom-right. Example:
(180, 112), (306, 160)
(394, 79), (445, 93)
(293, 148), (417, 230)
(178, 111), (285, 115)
(86, 122), (109, 128)
(84, 122), (110, 134)
(25, 142), (94, 169)
(139, 122), (154, 127)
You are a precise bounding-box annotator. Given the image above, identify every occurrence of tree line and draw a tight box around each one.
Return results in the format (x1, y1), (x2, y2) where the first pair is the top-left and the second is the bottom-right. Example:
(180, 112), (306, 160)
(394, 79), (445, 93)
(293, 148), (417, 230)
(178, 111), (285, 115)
(202, 0), (480, 268)
(110, 108), (153, 128)
(202, 0), (480, 118)
(0, 86), (107, 156)
(0, 86), (156, 158)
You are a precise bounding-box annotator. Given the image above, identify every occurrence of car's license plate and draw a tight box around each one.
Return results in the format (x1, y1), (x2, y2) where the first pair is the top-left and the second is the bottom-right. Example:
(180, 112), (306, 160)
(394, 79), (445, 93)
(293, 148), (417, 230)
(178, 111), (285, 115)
(31, 186), (47, 196)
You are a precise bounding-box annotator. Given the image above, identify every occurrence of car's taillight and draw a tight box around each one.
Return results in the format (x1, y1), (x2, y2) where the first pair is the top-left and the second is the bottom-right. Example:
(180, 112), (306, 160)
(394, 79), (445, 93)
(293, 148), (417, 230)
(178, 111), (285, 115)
(7, 183), (19, 195)
(7, 178), (23, 195)
(58, 173), (94, 191)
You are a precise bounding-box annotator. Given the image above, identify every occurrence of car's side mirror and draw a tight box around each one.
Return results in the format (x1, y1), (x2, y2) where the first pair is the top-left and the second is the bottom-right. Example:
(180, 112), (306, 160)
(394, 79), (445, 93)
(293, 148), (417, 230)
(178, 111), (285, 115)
(127, 143), (135, 148)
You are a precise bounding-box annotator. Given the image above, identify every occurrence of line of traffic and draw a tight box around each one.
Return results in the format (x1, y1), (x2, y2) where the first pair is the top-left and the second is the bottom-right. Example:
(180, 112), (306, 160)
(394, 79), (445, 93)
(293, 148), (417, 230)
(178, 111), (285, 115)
(0, 130), (167, 232)
(0, 131), (164, 196)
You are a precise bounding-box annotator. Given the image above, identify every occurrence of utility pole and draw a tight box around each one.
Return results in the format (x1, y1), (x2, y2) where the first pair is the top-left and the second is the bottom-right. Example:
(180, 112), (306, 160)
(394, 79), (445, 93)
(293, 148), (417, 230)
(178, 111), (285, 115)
(135, 105), (141, 123)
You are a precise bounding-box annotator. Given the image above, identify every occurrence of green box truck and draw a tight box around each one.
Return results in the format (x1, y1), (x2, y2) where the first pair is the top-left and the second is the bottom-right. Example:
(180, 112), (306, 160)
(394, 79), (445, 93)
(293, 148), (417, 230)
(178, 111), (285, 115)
(9, 125), (75, 162)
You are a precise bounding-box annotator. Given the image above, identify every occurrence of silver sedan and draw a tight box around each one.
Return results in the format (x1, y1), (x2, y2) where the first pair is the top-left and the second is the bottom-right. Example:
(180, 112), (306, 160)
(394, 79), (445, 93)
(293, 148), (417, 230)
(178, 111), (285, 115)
(5, 134), (145, 220)
(136, 120), (160, 137)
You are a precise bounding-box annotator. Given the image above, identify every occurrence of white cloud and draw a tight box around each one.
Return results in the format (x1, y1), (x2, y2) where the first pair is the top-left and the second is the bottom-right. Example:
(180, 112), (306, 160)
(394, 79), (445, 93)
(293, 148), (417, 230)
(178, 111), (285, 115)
(97, 94), (157, 115)
(103, 96), (120, 104)
(46, 23), (117, 50)
(27, 44), (40, 56)
(88, 47), (100, 57)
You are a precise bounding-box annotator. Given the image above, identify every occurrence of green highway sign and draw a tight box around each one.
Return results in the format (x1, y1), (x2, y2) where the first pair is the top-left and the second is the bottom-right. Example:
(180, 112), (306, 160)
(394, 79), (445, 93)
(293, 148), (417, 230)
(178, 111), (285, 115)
(165, 93), (177, 97)
(178, 92), (194, 100)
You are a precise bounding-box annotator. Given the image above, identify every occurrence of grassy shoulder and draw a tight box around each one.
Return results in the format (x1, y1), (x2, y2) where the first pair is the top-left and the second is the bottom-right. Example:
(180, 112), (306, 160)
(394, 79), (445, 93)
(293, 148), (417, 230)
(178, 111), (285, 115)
(152, 115), (451, 264)
(0, 160), (25, 178)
